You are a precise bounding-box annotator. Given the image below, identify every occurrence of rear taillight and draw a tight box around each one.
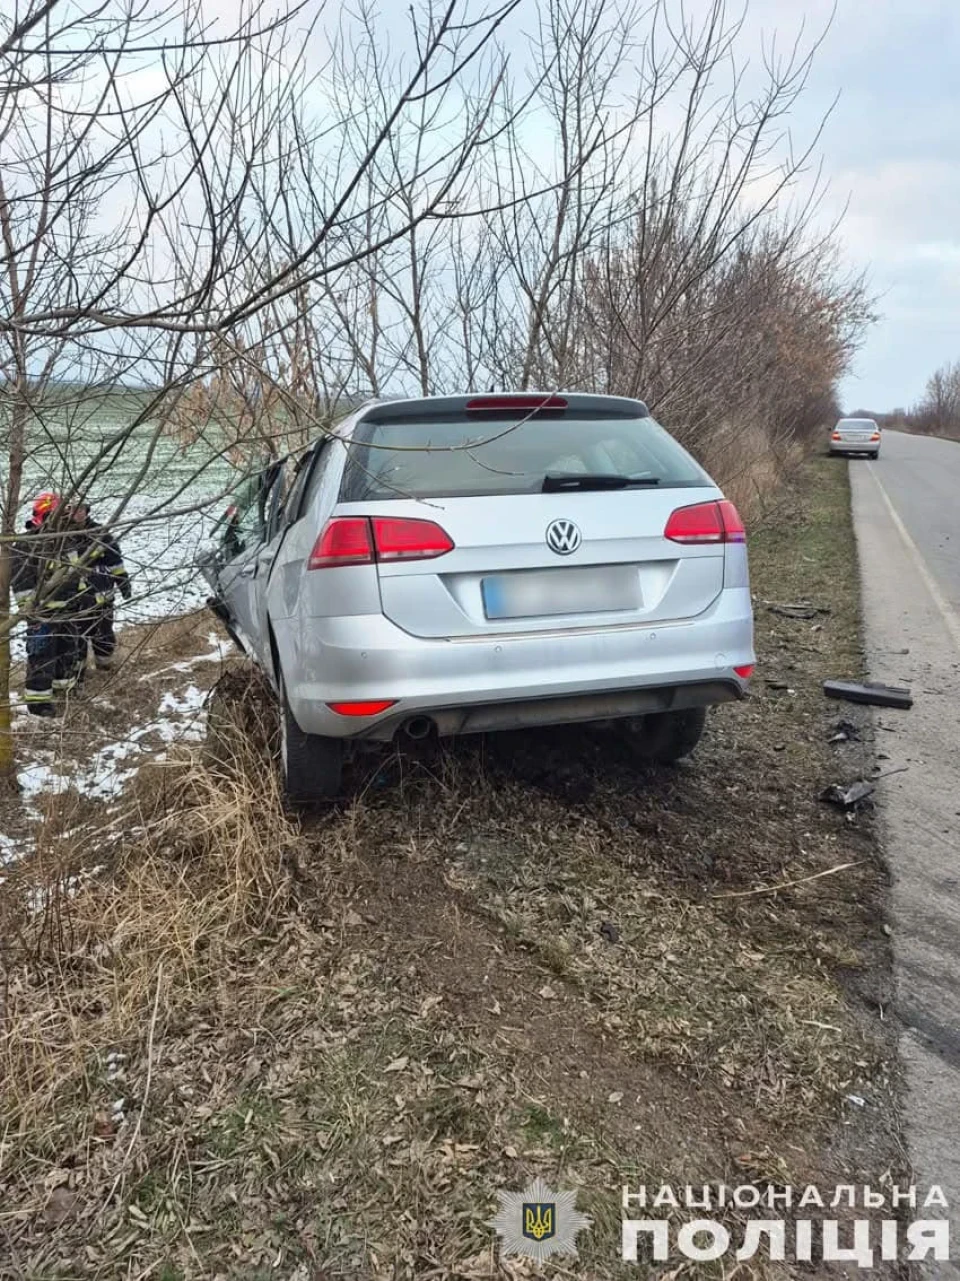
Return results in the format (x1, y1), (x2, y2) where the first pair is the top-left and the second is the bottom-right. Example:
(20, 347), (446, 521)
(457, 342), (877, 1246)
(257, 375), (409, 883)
(371, 517), (454, 561)
(308, 516), (454, 569)
(831, 431), (842, 440)
(664, 500), (746, 545)
(734, 664), (754, 679)
(308, 517), (374, 569)
(870, 433), (880, 441)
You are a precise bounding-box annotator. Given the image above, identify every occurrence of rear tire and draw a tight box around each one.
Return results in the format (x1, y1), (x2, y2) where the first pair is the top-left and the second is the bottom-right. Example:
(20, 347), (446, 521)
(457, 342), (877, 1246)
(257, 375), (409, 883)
(279, 677), (343, 804)
(622, 706), (707, 764)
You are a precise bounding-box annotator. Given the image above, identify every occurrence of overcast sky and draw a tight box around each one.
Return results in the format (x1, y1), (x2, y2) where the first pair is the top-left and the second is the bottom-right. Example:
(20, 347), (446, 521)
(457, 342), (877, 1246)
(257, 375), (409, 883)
(83, 0), (960, 412)
(747, 0), (960, 411)
(273, 0), (960, 414)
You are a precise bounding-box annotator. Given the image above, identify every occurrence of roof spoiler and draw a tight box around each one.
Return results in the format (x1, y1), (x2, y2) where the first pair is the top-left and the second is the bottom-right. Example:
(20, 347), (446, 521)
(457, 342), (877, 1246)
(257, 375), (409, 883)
(357, 392), (650, 422)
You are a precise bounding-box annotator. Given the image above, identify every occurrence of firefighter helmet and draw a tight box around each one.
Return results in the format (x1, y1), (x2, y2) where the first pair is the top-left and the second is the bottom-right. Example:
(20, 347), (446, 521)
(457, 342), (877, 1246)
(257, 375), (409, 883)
(31, 491), (61, 523)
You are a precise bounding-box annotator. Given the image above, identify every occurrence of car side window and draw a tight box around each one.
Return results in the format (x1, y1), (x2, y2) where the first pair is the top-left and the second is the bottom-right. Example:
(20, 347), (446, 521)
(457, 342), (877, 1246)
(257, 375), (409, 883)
(299, 440), (335, 514)
(264, 454), (306, 542)
(280, 443), (324, 529)
(218, 467), (274, 560)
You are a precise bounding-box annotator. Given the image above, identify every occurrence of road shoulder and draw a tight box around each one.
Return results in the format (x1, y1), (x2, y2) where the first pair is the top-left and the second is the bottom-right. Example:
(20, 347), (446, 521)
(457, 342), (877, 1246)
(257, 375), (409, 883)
(851, 458), (960, 1276)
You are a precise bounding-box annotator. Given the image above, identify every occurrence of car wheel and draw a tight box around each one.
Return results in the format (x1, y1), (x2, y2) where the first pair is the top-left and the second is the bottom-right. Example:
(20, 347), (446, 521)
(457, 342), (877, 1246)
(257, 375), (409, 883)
(279, 676), (343, 804)
(622, 706), (707, 764)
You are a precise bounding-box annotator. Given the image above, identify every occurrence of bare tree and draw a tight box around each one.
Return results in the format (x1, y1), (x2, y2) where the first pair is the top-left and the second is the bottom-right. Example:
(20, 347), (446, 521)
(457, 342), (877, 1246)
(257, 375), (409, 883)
(913, 363), (960, 436)
(0, 0), (530, 783)
(488, 0), (872, 487)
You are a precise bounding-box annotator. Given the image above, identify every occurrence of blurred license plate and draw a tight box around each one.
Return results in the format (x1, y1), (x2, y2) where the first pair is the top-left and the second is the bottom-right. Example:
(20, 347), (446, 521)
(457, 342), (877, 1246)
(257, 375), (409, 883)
(481, 566), (640, 620)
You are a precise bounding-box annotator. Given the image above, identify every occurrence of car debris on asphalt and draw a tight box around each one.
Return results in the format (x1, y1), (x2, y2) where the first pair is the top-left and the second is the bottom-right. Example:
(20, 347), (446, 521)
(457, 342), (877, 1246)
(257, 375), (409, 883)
(829, 719), (861, 743)
(823, 679), (913, 709)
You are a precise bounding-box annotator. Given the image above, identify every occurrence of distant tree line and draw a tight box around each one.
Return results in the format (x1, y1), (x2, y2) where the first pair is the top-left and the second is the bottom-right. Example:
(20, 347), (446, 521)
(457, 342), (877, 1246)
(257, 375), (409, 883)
(853, 360), (960, 439)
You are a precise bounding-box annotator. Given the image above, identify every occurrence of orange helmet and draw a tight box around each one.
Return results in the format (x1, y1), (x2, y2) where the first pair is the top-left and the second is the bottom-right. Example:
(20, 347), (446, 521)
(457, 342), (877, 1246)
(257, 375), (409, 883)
(31, 491), (61, 523)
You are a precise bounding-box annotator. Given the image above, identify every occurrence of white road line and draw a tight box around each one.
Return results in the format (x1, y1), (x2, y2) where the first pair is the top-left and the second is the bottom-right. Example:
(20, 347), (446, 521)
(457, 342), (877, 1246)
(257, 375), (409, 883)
(866, 461), (960, 653)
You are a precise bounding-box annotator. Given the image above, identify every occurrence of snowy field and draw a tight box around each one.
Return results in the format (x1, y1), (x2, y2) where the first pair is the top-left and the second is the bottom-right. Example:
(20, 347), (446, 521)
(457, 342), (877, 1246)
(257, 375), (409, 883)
(12, 394), (241, 659)
(3, 395), (248, 860)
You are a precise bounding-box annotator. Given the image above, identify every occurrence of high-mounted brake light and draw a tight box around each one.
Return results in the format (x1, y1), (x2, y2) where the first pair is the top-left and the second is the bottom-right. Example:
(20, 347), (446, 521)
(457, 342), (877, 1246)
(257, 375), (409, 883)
(465, 395), (568, 411)
(308, 516), (454, 569)
(327, 700), (396, 716)
(664, 500), (745, 545)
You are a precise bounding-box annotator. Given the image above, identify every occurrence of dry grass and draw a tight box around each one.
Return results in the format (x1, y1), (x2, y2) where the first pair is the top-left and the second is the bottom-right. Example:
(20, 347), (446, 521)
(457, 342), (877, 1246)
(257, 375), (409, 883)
(699, 419), (807, 522)
(0, 456), (908, 1279)
(0, 680), (299, 1201)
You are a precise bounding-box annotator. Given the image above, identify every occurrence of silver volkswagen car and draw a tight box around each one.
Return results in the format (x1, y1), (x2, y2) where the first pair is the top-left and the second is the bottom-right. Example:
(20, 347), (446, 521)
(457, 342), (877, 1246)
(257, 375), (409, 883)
(201, 393), (755, 802)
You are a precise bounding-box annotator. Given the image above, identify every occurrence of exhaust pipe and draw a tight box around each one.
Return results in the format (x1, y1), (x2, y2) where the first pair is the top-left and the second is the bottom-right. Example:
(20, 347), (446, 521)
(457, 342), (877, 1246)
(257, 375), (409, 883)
(402, 715), (434, 741)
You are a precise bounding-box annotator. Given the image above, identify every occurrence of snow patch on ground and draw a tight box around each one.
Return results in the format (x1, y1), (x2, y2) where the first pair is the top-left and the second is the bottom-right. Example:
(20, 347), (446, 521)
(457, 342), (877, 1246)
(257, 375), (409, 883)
(0, 832), (29, 865)
(157, 684), (206, 716)
(15, 682), (210, 815)
(141, 633), (231, 682)
(18, 761), (64, 802)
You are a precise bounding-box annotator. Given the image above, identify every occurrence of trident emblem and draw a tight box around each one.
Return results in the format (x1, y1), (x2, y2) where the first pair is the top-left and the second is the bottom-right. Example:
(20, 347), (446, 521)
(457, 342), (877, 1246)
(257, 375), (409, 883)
(523, 1202), (556, 1242)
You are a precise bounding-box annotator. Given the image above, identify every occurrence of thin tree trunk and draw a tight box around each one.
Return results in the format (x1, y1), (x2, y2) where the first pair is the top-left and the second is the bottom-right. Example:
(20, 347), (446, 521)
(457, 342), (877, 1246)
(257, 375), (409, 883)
(0, 400), (26, 784)
(0, 553), (14, 785)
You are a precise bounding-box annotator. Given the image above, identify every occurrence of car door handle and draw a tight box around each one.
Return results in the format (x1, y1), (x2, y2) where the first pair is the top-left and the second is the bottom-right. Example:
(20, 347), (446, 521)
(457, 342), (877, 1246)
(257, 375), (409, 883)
(238, 564), (256, 578)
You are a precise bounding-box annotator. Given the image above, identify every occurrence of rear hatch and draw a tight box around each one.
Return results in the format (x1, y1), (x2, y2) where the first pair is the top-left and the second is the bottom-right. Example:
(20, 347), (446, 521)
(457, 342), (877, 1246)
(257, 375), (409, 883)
(335, 395), (734, 640)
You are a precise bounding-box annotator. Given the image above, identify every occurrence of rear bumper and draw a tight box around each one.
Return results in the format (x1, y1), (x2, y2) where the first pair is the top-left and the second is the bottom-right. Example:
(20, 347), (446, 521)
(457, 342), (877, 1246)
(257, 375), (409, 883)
(830, 439), (879, 454)
(282, 587), (755, 740)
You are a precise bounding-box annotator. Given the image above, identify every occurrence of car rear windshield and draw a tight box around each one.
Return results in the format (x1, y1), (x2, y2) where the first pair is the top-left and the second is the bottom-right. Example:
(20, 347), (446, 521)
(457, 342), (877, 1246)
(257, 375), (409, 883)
(837, 419), (877, 429)
(340, 411), (710, 501)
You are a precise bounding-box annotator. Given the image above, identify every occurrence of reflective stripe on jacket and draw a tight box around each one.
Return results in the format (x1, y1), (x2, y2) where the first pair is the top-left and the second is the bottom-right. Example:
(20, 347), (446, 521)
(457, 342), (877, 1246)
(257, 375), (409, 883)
(74, 517), (128, 601)
(10, 520), (93, 617)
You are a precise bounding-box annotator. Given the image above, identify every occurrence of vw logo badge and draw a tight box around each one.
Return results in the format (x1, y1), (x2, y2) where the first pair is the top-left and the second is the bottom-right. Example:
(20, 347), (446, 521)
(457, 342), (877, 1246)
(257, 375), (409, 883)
(545, 518), (581, 555)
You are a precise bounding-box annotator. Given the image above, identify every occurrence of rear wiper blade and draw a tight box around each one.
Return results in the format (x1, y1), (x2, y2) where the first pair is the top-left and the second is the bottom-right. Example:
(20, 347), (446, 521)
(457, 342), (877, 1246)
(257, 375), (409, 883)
(541, 472), (661, 492)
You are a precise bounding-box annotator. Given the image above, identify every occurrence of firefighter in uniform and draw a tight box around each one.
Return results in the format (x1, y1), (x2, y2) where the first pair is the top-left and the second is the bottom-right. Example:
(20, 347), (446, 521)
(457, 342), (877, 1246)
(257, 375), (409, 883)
(11, 492), (90, 716)
(69, 502), (131, 671)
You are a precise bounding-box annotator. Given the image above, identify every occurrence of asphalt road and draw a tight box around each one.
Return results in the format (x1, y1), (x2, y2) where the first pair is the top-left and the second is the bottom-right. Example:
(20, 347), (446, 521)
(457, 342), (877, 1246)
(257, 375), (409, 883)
(850, 430), (960, 1276)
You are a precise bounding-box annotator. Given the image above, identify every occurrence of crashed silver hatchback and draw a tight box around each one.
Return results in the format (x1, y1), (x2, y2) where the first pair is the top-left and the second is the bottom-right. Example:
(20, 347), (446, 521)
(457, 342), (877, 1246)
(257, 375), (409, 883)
(200, 393), (755, 802)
